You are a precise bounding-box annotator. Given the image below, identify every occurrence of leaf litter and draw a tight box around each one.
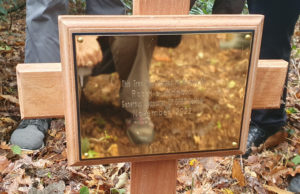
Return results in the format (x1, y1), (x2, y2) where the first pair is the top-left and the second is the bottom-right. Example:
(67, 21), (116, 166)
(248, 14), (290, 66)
(0, 4), (299, 193)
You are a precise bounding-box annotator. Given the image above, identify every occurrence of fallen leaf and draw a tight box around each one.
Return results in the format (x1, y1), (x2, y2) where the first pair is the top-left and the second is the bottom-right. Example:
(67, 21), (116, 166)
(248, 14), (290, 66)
(246, 155), (259, 164)
(0, 142), (11, 150)
(287, 166), (300, 177)
(291, 154), (300, 165)
(0, 156), (10, 172)
(0, 95), (19, 105)
(232, 159), (246, 187)
(296, 89), (300, 99)
(263, 184), (293, 194)
(189, 158), (197, 166)
(263, 131), (288, 149)
(115, 173), (128, 189)
(222, 188), (234, 194)
(153, 53), (171, 62)
(108, 144), (119, 157)
(247, 176), (266, 194)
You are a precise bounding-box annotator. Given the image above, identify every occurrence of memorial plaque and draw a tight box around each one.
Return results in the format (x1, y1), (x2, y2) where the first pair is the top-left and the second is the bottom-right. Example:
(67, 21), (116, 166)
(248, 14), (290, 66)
(58, 15), (264, 165)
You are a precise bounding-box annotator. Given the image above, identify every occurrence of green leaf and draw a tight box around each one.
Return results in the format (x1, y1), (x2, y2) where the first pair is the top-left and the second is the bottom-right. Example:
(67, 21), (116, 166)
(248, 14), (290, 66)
(79, 186), (89, 194)
(81, 137), (90, 153)
(0, 45), (12, 51)
(11, 0), (18, 6)
(228, 80), (236, 88)
(217, 121), (222, 129)
(286, 107), (298, 114)
(5, 45), (11, 50)
(287, 128), (295, 135)
(11, 145), (22, 155)
(0, 6), (8, 15)
(292, 45), (297, 50)
(87, 150), (98, 158)
(110, 188), (126, 194)
(47, 172), (52, 179)
(291, 155), (300, 165)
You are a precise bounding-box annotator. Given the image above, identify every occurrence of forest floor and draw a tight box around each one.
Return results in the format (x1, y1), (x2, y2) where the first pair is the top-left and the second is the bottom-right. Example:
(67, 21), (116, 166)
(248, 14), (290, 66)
(0, 6), (300, 194)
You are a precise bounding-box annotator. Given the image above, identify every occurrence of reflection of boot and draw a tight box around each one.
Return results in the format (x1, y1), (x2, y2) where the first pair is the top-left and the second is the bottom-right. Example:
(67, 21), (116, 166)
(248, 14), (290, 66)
(10, 119), (51, 150)
(220, 33), (251, 49)
(126, 116), (154, 144)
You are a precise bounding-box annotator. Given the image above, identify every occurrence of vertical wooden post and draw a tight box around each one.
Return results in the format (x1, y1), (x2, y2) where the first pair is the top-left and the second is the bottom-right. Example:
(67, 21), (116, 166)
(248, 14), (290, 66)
(131, 160), (177, 194)
(133, 0), (190, 15)
(130, 0), (190, 193)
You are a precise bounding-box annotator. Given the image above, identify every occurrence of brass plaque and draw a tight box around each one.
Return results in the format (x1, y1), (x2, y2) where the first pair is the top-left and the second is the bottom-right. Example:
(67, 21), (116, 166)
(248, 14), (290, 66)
(73, 32), (253, 159)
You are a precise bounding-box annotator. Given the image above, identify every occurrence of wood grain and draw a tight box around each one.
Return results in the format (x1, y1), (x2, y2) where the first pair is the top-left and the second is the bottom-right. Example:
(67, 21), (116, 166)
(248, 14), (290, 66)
(17, 60), (285, 118)
(131, 160), (177, 194)
(133, 0), (190, 15)
(252, 60), (288, 109)
(17, 63), (64, 119)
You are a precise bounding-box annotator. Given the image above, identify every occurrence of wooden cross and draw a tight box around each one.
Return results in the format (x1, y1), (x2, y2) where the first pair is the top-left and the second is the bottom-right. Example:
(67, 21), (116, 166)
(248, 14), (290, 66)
(16, 0), (288, 193)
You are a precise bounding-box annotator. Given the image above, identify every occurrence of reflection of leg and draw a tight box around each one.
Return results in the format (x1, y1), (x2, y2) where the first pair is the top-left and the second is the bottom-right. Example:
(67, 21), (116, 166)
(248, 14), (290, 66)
(110, 36), (157, 144)
(111, 36), (156, 115)
(11, 0), (68, 150)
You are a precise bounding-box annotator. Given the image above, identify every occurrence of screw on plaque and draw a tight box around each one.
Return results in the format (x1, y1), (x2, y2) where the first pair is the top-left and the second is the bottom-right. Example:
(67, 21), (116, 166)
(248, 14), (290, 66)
(77, 36), (84, 43)
(245, 34), (252, 40)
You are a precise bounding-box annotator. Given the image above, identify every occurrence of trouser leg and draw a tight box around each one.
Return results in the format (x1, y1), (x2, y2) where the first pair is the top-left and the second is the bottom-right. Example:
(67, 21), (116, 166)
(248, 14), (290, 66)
(25, 0), (68, 63)
(248, 0), (300, 127)
(109, 36), (156, 115)
(86, 0), (125, 15)
(212, 0), (245, 14)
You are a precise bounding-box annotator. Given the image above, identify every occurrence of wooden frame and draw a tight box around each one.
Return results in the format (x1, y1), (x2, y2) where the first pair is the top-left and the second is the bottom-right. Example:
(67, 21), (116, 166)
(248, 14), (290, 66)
(58, 15), (264, 166)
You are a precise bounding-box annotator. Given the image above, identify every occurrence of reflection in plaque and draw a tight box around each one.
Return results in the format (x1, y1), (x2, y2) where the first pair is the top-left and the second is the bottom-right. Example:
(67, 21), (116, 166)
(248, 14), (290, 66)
(74, 32), (253, 159)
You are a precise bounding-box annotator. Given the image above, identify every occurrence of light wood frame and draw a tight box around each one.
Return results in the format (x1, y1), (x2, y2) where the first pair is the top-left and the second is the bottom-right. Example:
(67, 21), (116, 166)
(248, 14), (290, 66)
(58, 15), (264, 166)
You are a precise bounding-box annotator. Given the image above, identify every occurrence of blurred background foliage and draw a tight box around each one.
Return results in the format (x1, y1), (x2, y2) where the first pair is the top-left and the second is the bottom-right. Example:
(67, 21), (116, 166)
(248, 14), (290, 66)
(0, 0), (25, 23)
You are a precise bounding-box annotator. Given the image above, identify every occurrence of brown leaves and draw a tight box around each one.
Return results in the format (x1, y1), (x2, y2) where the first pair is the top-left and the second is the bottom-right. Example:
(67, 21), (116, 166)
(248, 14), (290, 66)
(0, 95), (19, 105)
(232, 159), (246, 187)
(153, 53), (172, 62)
(0, 156), (10, 173)
(263, 131), (288, 149)
(263, 185), (293, 194)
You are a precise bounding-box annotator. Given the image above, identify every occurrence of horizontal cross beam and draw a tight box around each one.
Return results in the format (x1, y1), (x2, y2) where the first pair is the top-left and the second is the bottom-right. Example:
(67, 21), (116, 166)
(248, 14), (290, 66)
(16, 60), (287, 119)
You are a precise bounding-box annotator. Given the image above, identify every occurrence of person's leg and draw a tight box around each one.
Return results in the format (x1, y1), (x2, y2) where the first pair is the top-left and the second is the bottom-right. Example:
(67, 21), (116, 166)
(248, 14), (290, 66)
(245, 0), (299, 154)
(212, 0), (245, 14)
(25, 0), (68, 63)
(247, 2), (300, 191)
(248, 0), (299, 129)
(86, 0), (125, 15)
(10, 0), (68, 150)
